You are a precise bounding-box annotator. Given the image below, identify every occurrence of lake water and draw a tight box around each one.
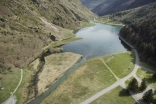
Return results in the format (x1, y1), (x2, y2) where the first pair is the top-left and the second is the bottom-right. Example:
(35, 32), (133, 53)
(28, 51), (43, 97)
(62, 23), (128, 59)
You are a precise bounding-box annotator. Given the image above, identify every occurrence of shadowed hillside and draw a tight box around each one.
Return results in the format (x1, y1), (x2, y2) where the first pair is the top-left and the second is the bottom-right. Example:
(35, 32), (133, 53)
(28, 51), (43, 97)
(95, 0), (156, 16)
(92, 0), (116, 14)
(100, 1), (156, 24)
(80, 0), (107, 10)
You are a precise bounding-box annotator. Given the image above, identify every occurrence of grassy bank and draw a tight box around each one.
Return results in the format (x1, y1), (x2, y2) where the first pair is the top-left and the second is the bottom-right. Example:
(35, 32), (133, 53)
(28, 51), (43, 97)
(41, 58), (116, 104)
(103, 51), (135, 78)
(52, 37), (82, 47)
(93, 18), (125, 27)
(91, 86), (136, 104)
(80, 21), (95, 28)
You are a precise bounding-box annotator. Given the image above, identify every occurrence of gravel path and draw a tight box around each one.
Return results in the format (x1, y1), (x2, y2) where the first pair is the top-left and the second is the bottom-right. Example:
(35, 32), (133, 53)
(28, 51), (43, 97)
(2, 69), (23, 104)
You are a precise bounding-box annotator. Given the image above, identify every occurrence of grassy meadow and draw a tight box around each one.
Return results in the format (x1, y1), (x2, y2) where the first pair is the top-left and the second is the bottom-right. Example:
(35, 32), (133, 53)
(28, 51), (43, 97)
(91, 86), (136, 104)
(41, 58), (116, 104)
(103, 51), (135, 78)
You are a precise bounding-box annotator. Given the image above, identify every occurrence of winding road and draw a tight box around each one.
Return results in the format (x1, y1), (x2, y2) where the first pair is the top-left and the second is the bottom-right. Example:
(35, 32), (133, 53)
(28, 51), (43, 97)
(80, 49), (141, 104)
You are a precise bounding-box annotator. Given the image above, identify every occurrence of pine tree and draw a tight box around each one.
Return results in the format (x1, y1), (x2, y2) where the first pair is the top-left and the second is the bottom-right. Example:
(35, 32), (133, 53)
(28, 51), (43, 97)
(142, 89), (153, 103)
(140, 78), (147, 91)
(128, 78), (138, 92)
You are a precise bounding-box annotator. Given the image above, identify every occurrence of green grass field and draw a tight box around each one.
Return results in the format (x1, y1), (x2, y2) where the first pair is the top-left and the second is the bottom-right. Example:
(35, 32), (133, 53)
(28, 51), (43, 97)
(103, 51), (135, 78)
(0, 51), (136, 104)
(136, 68), (156, 89)
(41, 58), (116, 104)
(40, 51), (135, 104)
(0, 68), (21, 103)
(91, 86), (136, 104)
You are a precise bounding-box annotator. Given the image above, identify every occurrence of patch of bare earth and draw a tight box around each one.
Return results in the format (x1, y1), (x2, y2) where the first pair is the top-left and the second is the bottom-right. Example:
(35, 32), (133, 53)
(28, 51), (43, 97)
(37, 52), (82, 95)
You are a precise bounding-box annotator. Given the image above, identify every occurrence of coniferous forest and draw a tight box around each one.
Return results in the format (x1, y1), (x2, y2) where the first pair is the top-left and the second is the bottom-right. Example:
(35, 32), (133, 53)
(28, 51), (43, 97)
(120, 19), (156, 67)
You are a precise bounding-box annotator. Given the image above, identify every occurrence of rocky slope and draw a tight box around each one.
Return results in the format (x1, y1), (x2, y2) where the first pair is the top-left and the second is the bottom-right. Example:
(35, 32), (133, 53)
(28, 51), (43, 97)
(95, 0), (156, 16)
(0, 0), (95, 71)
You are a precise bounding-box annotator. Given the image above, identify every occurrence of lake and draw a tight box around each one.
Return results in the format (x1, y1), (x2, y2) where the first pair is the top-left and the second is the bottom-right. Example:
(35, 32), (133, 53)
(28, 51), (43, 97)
(62, 22), (128, 59)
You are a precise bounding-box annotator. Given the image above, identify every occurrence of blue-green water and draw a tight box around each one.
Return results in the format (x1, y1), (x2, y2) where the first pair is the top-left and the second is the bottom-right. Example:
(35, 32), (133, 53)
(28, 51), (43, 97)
(62, 23), (127, 59)
(28, 23), (128, 104)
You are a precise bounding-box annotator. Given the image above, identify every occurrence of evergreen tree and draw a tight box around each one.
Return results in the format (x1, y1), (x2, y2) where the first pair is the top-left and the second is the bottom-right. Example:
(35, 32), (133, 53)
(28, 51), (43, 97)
(140, 78), (147, 91)
(128, 78), (138, 92)
(142, 89), (153, 103)
(152, 94), (156, 104)
(152, 73), (156, 79)
(120, 19), (156, 67)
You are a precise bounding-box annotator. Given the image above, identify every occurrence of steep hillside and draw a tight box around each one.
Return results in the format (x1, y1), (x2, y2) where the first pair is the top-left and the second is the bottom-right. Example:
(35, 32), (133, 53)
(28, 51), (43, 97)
(101, 1), (156, 24)
(0, 0), (95, 71)
(97, 0), (156, 16)
(92, 0), (116, 14)
(80, 0), (107, 10)
(120, 19), (156, 67)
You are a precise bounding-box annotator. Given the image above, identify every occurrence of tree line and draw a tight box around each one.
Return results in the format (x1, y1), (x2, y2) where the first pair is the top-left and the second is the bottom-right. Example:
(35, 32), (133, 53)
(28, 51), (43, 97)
(120, 19), (156, 67)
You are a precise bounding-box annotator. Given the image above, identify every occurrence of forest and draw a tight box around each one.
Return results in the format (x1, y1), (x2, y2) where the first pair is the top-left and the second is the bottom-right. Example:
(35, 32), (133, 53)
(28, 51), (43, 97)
(120, 19), (156, 67)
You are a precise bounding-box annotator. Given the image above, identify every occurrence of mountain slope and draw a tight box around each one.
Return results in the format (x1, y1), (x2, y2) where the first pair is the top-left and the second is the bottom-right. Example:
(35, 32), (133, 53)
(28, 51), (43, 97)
(92, 0), (116, 14)
(80, 0), (107, 10)
(97, 0), (156, 16)
(0, 0), (95, 71)
(102, 1), (156, 24)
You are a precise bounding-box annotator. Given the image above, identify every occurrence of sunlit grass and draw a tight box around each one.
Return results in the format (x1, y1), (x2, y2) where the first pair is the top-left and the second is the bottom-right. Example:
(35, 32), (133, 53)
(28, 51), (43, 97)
(41, 58), (116, 104)
(91, 86), (136, 104)
(103, 51), (135, 78)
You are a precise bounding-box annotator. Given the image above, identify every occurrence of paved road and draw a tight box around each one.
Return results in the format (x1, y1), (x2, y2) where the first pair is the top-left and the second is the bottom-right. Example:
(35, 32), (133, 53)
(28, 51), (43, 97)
(80, 49), (140, 104)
